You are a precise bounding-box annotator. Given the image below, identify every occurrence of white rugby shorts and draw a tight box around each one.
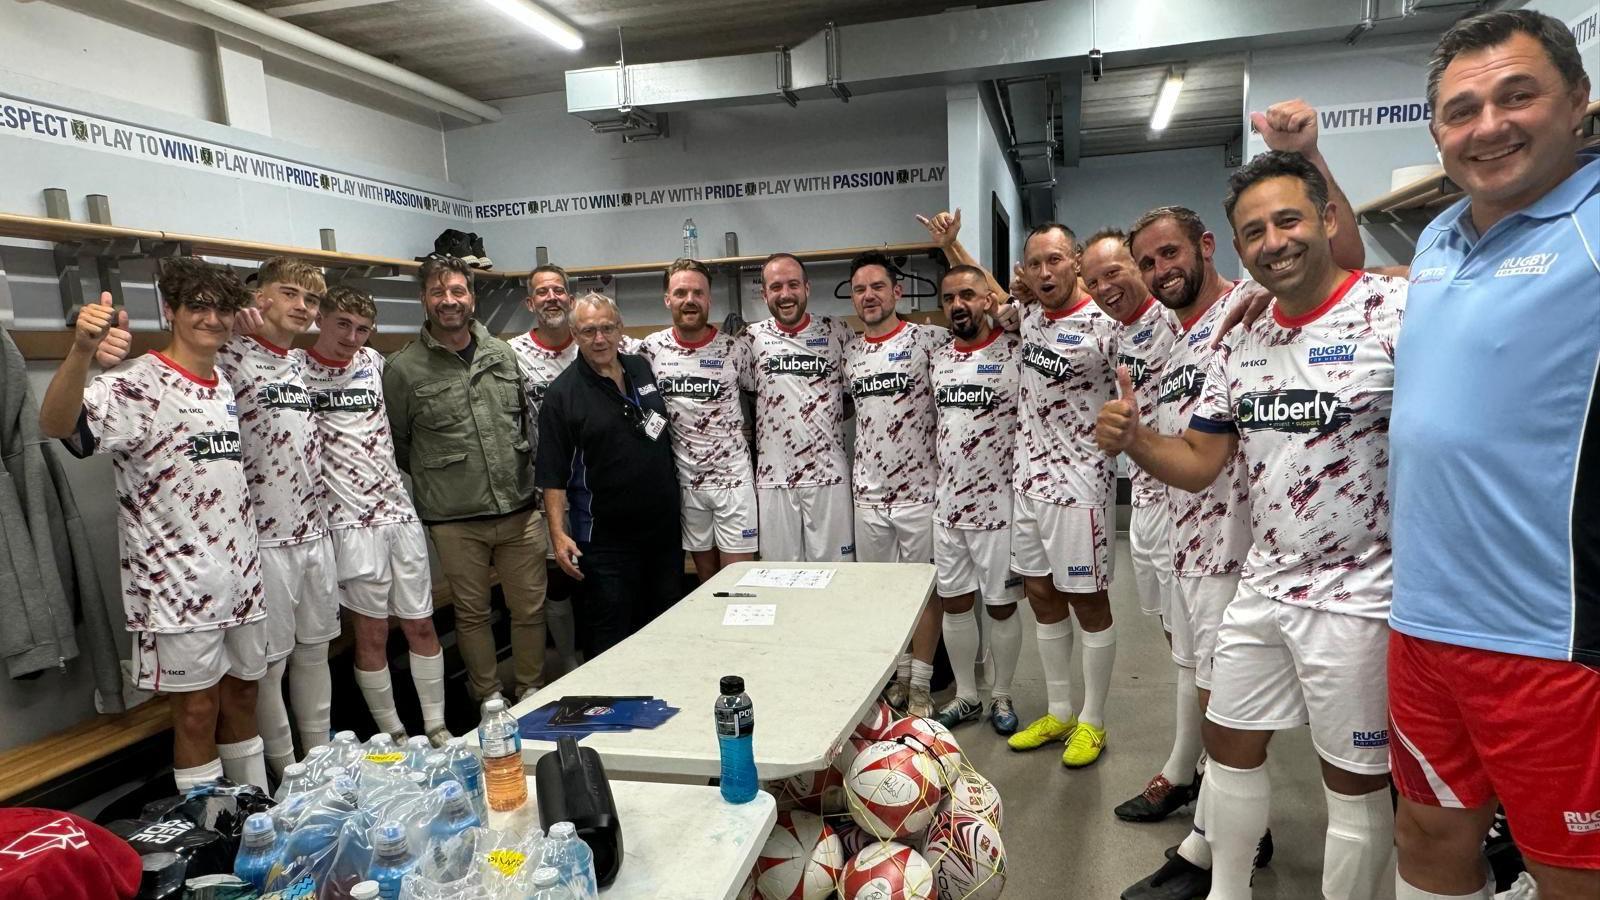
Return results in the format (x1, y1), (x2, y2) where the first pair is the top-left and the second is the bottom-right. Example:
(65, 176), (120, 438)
(259, 535), (341, 659)
(331, 521), (434, 621)
(682, 485), (759, 554)
(1009, 494), (1112, 593)
(853, 501), (934, 564)
(935, 525), (1022, 605)
(134, 619), (268, 692)
(757, 482), (855, 562)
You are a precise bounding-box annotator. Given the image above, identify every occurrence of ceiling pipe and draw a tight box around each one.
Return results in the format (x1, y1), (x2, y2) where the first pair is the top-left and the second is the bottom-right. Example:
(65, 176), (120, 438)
(123, 0), (502, 123)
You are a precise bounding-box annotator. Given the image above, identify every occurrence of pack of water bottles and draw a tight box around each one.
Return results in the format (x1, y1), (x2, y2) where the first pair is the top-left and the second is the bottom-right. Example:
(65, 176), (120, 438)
(236, 729), (599, 899)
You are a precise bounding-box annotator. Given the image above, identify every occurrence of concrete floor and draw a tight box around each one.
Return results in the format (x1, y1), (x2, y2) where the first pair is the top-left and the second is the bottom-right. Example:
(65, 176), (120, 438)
(945, 533), (1398, 900)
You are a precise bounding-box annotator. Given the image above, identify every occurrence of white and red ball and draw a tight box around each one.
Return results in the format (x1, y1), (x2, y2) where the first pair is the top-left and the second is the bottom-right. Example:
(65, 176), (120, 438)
(782, 765), (849, 815)
(830, 817), (876, 859)
(754, 810), (845, 900)
(881, 717), (964, 787)
(845, 740), (945, 840)
(924, 810), (1007, 900)
(840, 841), (935, 900)
(737, 870), (759, 900)
(939, 771), (1003, 830)
(856, 699), (901, 741)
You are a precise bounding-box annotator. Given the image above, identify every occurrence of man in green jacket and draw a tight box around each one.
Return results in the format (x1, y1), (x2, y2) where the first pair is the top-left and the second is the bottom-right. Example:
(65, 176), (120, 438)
(384, 255), (548, 707)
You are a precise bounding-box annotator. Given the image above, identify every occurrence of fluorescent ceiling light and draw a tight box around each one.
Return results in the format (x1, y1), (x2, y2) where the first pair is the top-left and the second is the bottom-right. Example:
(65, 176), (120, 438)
(1149, 68), (1185, 132)
(479, 0), (584, 51)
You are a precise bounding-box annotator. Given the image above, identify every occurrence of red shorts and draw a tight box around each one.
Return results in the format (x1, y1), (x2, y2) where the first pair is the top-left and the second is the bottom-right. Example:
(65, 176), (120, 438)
(1388, 631), (1600, 869)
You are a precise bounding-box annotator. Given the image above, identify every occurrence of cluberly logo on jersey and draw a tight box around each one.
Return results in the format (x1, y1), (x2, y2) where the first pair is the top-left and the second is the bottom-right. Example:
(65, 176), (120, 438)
(187, 430), (242, 461)
(1493, 252), (1557, 277)
(1188, 324), (1214, 346)
(763, 355), (831, 377)
(699, 358), (724, 369)
(1118, 352), (1150, 386)
(1022, 343), (1071, 379)
(935, 383), (998, 410)
(1352, 729), (1389, 749)
(1158, 365), (1203, 404)
(257, 382), (313, 411)
(658, 374), (724, 401)
(1308, 344), (1357, 365)
(313, 388), (380, 413)
(1234, 390), (1352, 433)
(851, 371), (911, 397)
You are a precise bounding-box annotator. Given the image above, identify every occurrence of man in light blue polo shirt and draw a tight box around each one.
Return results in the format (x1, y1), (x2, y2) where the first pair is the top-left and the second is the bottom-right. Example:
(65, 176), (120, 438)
(1386, 10), (1599, 900)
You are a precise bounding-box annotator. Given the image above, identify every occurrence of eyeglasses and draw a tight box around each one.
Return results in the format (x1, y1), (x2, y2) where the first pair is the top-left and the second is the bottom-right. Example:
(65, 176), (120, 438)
(577, 323), (621, 339)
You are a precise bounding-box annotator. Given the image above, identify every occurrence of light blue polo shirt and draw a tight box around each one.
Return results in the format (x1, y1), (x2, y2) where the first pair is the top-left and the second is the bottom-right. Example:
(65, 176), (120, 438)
(1389, 150), (1600, 664)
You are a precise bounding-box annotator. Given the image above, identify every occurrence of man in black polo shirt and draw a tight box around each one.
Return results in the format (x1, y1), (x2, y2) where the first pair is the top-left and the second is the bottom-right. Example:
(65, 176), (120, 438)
(536, 292), (684, 657)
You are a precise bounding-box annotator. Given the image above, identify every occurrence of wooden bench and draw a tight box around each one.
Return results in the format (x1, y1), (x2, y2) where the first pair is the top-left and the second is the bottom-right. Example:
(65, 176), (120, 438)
(0, 697), (171, 804)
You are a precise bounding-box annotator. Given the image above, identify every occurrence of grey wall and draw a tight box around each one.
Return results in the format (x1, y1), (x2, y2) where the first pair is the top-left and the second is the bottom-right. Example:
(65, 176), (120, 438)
(1055, 146), (1242, 279)
(945, 85), (1024, 276)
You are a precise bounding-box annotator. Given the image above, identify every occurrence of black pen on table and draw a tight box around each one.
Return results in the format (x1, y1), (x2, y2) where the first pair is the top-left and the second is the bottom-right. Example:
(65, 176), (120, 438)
(713, 591), (757, 598)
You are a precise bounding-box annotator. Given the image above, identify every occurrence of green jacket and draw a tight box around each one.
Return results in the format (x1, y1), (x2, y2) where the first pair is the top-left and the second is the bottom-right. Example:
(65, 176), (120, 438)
(383, 320), (535, 523)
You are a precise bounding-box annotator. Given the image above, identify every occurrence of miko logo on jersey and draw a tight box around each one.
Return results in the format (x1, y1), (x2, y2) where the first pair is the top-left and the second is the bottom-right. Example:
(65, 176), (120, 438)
(313, 388), (380, 413)
(1158, 365), (1204, 404)
(935, 384), (998, 410)
(187, 430), (243, 462)
(1022, 343), (1072, 380)
(1308, 344), (1357, 365)
(658, 374), (724, 401)
(1493, 252), (1557, 278)
(851, 371), (912, 398)
(763, 355), (831, 377)
(1234, 390), (1352, 433)
(257, 382), (313, 411)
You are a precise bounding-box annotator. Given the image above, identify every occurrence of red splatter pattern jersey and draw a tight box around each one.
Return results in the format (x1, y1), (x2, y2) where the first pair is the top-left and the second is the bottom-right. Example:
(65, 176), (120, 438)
(1014, 298), (1120, 508)
(508, 331), (578, 452)
(1114, 297), (1177, 509)
(742, 314), (853, 489)
(931, 330), (1022, 530)
(297, 347), (418, 530)
(639, 326), (755, 491)
(845, 320), (947, 508)
(82, 353), (265, 633)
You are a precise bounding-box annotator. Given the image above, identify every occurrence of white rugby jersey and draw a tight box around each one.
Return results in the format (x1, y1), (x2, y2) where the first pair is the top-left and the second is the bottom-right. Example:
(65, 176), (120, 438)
(742, 314), (853, 489)
(1014, 298), (1120, 508)
(1156, 287), (1251, 577)
(214, 335), (326, 548)
(1114, 298), (1177, 509)
(638, 326), (755, 491)
(1193, 271), (1406, 619)
(931, 330), (1022, 531)
(297, 347), (419, 530)
(845, 320), (947, 508)
(508, 330), (578, 451)
(81, 353), (265, 633)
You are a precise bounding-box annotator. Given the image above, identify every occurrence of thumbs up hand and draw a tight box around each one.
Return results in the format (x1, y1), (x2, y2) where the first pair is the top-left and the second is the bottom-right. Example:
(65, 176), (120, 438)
(73, 292), (119, 354)
(1096, 365), (1141, 454)
(95, 306), (132, 369)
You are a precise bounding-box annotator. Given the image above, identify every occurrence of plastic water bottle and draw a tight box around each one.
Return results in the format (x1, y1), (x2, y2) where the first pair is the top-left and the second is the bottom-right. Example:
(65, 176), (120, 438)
(274, 763), (315, 802)
(329, 773), (359, 807)
(478, 698), (527, 812)
(367, 821), (419, 900)
(404, 736), (432, 768)
(542, 822), (597, 899)
(233, 813), (279, 891)
(350, 882), (380, 900)
(682, 218), (699, 259)
(715, 675), (758, 803)
(420, 752), (453, 788)
(430, 782), (480, 841)
(331, 731), (361, 766)
(301, 745), (334, 782)
(527, 866), (578, 900)
(444, 737), (488, 822)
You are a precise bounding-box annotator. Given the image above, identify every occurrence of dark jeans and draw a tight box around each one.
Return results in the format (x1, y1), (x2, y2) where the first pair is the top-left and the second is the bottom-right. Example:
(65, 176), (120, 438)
(575, 544), (685, 658)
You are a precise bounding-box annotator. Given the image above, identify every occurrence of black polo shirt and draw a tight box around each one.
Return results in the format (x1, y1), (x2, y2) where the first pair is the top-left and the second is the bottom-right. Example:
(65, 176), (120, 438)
(535, 351), (681, 550)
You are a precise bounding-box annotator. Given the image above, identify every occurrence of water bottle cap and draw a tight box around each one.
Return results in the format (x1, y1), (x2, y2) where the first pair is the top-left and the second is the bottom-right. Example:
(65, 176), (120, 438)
(446, 736), (467, 748)
(325, 766), (349, 780)
(306, 745), (331, 758)
(373, 822), (407, 854)
(283, 763), (308, 777)
(425, 752), (449, 767)
(350, 881), (380, 900)
(334, 731), (357, 743)
(720, 675), (745, 695)
(243, 813), (274, 835)
(406, 736), (430, 749)
(531, 866), (562, 887)
(406, 771), (428, 784)
(549, 821), (576, 839)
(440, 781), (463, 800)
(371, 734), (394, 747)
(484, 698), (505, 713)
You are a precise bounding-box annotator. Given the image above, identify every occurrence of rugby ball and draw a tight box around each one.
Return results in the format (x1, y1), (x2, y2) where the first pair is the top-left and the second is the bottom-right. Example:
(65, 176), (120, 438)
(755, 810), (845, 900)
(840, 841), (936, 900)
(846, 740), (944, 840)
(939, 771), (1003, 830)
(924, 810), (1007, 900)
(881, 717), (964, 787)
(782, 766), (849, 815)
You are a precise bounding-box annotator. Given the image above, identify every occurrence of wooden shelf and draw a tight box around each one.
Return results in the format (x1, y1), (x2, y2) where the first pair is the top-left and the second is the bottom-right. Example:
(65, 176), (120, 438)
(1358, 98), (1600, 223)
(0, 697), (171, 803)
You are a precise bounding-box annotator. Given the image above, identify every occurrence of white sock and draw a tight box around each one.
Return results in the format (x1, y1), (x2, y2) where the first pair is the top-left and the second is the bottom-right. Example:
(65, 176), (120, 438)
(1036, 617), (1077, 721)
(547, 597), (577, 667)
(355, 665), (404, 735)
(255, 659), (295, 778)
(174, 758), (224, 791)
(909, 659), (933, 693)
(896, 652), (913, 682)
(410, 651), (447, 732)
(985, 610), (1021, 700)
(942, 610), (981, 704)
(218, 736), (269, 791)
(1205, 761), (1270, 900)
(1161, 666), (1204, 785)
(1323, 785), (1395, 900)
(1078, 622), (1116, 728)
(1177, 777), (1212, 868)
(289, 643), (332, 751)
(1394, 872), (1493, 899)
